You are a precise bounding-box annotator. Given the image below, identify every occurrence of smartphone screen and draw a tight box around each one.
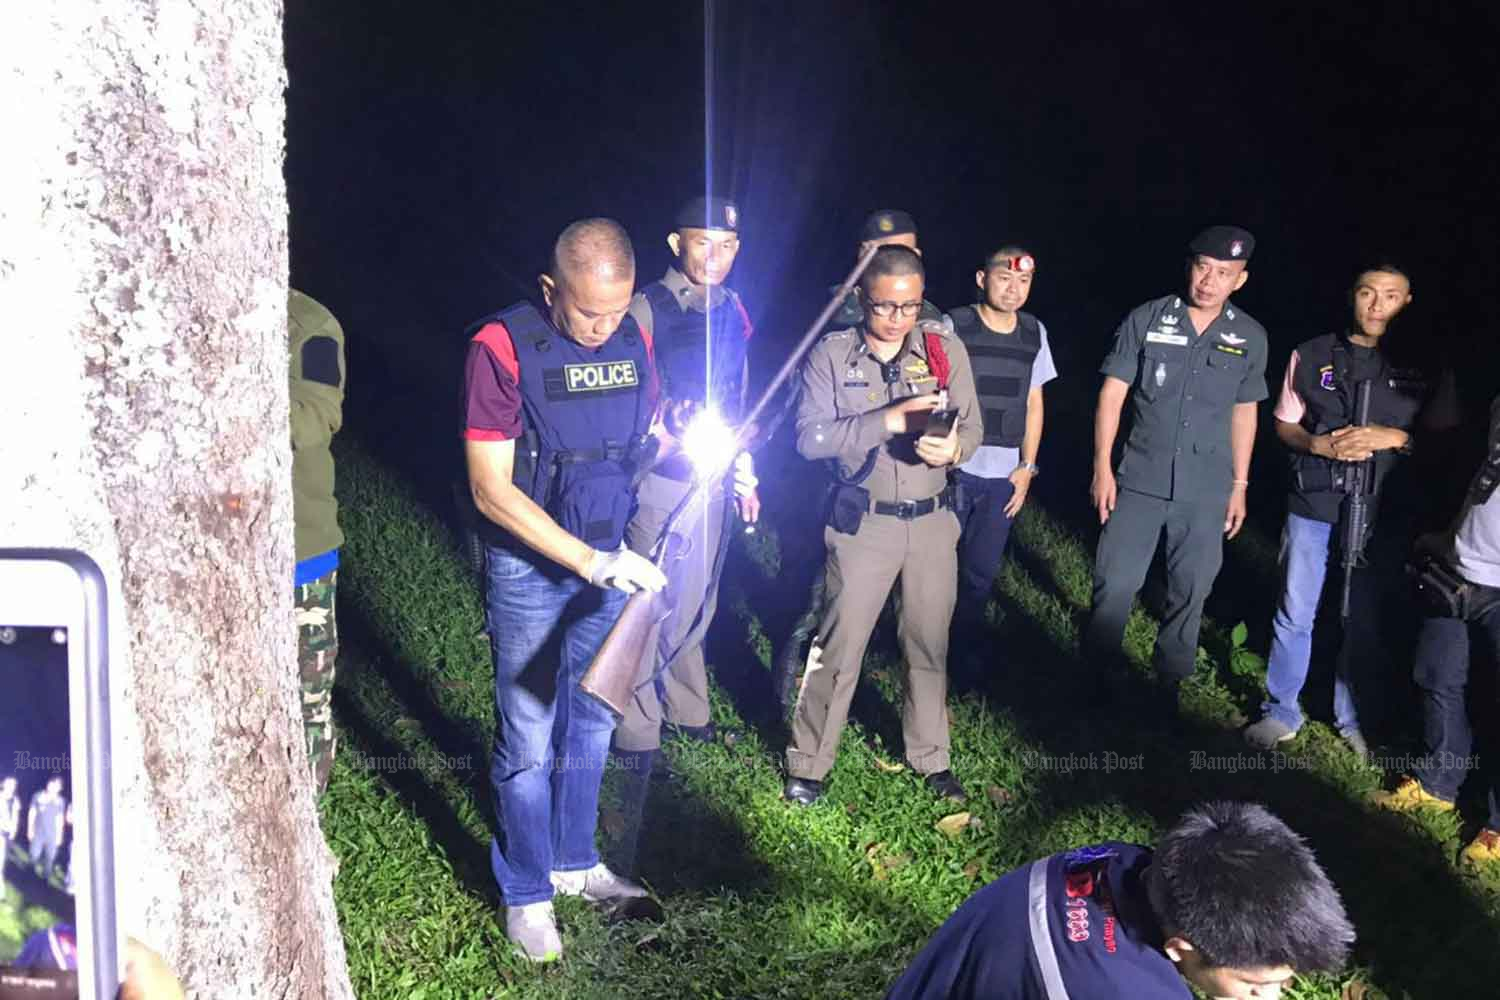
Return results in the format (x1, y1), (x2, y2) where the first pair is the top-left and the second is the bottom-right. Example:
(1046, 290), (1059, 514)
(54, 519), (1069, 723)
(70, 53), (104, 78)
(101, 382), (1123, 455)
(0, 553), (116, 1000)
(0, 626), (80, 994)
(924, 409), (959, 436)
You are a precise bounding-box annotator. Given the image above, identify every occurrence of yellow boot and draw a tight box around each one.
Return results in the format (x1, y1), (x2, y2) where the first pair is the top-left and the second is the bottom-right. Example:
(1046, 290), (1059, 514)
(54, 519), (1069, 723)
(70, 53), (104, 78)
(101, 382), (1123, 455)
(1371, 777), (1456, 813)
(1461, 828), (1500, 867)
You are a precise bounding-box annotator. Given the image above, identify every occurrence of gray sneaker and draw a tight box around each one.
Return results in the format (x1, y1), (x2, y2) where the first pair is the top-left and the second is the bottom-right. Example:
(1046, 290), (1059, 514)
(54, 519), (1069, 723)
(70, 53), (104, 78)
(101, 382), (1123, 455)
(1243, 717), (1299, 750)
(551, 862), (648, 904)
(506, 901), (562, 963)
(1340, 727), (1371, 760)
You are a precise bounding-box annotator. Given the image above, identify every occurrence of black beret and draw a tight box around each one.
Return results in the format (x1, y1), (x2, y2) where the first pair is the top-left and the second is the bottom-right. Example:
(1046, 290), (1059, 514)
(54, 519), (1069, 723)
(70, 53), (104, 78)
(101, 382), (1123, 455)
(1188, 225), (1255, 262)
(674, 195), (739, 233)
(859, 209), (918, 242)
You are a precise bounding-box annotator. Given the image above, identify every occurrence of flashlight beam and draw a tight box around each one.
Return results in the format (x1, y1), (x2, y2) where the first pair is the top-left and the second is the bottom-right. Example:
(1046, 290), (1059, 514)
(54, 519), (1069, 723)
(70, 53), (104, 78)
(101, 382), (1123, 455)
(579, 244), (880, 715)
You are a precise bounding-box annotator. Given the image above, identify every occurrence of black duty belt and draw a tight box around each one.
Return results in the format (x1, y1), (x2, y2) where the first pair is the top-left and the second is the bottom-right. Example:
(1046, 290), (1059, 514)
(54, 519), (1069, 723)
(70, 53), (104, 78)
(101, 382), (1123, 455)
(871, 491), (951, 520)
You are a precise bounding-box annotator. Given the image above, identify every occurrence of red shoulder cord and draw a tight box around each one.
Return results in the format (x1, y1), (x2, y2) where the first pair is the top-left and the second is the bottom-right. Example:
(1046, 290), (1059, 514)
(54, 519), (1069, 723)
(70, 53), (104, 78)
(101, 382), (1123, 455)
(924, 330), (951, 391)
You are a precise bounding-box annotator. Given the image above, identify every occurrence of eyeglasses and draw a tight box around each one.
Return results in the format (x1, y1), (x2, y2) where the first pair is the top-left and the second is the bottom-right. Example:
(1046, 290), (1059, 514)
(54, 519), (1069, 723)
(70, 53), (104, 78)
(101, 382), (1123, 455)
(867, 300), (924, 318)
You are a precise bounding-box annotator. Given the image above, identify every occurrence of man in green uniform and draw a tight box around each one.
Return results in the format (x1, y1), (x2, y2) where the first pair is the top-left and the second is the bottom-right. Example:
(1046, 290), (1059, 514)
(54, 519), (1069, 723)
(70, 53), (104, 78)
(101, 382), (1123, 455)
(1085, 227), (1269, 725)
(783, 245), (981, 805)
(290, 289), (346, 795)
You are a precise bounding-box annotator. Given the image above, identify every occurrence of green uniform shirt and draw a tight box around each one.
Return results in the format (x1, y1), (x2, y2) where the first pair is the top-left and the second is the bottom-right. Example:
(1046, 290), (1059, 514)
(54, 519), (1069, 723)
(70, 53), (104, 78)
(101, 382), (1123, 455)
(797, 322), (982, 504)
(1100, 294), (1268, 502)
(290, 290), (346, 562)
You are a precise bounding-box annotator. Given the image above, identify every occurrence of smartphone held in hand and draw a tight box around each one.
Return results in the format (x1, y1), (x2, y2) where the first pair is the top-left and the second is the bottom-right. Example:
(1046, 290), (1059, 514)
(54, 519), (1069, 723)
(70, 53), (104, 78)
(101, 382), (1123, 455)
(923, 409), (959, 437)
(0, 551), (120, 1000)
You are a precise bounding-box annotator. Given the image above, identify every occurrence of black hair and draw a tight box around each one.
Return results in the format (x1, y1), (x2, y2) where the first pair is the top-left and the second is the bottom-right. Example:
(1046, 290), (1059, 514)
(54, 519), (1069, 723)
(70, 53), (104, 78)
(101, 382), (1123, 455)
(1351, 261), (1411, 288)
(550, 217), (634, 284)
(859, 244), (924, 292)
(1146, 801), (1354, 972)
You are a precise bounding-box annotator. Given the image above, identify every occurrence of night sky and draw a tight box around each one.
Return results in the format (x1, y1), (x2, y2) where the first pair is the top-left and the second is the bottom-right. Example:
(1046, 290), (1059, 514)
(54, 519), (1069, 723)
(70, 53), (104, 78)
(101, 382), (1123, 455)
(285, 0), (1500, 498)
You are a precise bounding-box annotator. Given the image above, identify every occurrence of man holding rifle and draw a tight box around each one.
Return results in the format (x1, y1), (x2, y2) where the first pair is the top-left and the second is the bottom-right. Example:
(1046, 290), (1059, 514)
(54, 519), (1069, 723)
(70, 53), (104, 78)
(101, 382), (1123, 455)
(784, 245), (981, 805)
(462, 218), (665, 962)
(1243, 264), (1432, 755)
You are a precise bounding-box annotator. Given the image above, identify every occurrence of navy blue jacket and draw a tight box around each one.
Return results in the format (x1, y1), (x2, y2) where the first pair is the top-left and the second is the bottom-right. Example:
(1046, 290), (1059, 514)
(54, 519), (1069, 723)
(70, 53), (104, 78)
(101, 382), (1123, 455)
(885, 843), (1191, 1000)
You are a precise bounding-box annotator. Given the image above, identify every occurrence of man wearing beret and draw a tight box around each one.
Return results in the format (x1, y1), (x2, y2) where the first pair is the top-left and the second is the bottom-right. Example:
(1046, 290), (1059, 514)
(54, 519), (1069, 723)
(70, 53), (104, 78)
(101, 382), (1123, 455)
(610, 196), (760, 870)
(826, 209), (944, 331)
(1085, 226), (1269, 725)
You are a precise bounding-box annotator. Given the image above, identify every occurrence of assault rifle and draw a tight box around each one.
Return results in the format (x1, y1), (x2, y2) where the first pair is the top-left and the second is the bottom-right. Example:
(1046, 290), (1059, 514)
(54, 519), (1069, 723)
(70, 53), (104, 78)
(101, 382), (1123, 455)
(579, 244), (881, 715)
(1338, 378), (1375, 619)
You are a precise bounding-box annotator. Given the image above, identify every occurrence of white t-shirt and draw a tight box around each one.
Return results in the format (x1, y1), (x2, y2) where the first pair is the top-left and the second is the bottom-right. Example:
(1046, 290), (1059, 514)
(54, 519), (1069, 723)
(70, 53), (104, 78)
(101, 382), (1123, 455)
(958, 320), (1058, 480)
(1455, 396), (1500, 587)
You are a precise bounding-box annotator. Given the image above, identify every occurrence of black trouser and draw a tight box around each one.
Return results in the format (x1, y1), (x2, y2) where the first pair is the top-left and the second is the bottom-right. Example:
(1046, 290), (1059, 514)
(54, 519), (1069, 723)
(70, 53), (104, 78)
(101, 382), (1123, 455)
(953, 470), (1017, 627)
(1086, 488), (1226, 683)
(1411, 580), (1500, 830)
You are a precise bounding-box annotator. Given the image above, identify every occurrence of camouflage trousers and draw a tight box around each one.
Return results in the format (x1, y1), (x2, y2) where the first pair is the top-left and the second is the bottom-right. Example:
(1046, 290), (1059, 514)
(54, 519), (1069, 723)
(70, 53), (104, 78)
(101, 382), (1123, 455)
(296, 569), (339, 795)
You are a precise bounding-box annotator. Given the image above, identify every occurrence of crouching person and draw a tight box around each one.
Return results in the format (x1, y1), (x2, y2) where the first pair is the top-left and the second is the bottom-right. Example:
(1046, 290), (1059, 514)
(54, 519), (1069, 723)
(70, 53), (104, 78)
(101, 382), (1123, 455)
(462, 219), (667, 961)
(885, 801), (1354, 999)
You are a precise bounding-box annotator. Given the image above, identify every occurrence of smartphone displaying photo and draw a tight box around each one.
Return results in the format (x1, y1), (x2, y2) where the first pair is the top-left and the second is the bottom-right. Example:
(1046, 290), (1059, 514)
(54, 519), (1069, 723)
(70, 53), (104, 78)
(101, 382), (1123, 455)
(0, 552), (119, 1000)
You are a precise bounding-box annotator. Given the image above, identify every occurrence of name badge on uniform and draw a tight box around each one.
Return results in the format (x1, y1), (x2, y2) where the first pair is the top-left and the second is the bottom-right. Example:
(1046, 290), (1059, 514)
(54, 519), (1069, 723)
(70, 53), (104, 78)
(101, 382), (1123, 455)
(1145, 331), (1189, 346)
(843, 364), (869, 389)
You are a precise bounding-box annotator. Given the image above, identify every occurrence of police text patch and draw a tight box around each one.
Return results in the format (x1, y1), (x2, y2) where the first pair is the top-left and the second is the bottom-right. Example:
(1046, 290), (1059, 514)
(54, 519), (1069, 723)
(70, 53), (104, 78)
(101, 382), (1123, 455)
(565, 361), (639, 392)
(1145, 331), (1189, 346)
(543, 360), (641, 400)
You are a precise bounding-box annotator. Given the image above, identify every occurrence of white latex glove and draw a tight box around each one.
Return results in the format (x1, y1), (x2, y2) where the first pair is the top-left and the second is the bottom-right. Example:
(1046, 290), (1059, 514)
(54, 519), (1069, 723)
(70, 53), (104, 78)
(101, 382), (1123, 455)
(732, 451), (758, 499)
(584, 546), (667, 594)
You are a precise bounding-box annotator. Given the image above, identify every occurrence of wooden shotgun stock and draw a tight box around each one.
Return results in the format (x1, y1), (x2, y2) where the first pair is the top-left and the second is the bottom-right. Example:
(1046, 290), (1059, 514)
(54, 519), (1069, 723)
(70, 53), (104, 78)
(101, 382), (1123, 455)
(579, 244), (881, 716)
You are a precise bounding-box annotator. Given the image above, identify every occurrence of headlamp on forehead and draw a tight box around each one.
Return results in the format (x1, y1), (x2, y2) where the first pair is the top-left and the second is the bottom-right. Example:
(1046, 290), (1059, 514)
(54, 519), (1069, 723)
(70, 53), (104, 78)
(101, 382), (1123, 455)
(1003, 254), (1036, 273)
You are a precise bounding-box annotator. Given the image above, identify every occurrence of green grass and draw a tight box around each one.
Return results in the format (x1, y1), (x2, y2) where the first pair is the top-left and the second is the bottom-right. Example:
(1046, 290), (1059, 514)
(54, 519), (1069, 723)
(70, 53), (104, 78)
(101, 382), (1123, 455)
(325, 438), (1500, 999)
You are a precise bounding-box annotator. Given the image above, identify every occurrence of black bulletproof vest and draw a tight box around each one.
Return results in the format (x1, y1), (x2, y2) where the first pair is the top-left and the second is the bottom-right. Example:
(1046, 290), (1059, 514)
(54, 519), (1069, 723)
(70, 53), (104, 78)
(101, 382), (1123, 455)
(643, 282), (749, 420)
(1287, 332), (1427, 521)
(949, 306), (1041, 448)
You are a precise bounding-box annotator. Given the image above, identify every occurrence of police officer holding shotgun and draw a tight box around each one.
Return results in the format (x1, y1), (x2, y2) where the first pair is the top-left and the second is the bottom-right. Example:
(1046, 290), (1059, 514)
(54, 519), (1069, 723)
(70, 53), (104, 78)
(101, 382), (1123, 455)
(784, 244), (981, 805)
(462, 218), (665, 962)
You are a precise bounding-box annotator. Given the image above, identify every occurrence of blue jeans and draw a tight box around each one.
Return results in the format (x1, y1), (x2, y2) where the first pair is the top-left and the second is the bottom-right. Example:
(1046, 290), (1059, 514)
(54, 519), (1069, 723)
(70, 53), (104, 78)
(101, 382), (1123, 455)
(954, 470), (1016, 626)
(1411, 582), (1500, 830)
(484, 544), (625, 906)
(1262, 513), (1360, 733)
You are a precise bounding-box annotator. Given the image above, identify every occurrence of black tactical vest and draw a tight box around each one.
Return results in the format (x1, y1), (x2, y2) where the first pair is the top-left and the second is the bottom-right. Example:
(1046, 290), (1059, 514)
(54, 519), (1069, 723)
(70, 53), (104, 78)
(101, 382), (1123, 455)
(1287, 332), (1427, 522)
(950, 306), (1042, 448)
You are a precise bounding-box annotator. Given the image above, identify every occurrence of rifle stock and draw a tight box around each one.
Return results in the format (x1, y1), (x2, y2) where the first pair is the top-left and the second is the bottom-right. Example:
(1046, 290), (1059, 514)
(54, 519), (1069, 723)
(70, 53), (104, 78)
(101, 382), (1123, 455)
(578, 586), (670, 716)
(578, 244), (881, 717)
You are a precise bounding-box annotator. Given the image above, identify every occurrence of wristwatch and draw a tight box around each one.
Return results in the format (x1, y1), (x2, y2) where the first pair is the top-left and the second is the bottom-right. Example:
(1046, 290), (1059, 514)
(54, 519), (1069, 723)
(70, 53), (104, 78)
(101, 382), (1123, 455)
(1018, 462), (1040, 475)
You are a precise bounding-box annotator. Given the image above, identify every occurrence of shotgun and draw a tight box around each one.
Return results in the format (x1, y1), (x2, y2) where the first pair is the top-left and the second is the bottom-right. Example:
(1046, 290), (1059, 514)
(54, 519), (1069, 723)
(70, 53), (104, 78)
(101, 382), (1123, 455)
(580, 244), (881, 715)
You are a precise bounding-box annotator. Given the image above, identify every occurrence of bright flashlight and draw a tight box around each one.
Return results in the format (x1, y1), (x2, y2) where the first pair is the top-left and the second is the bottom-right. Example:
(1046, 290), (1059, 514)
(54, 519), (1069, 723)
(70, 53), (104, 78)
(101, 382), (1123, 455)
(681, 408), (736, 480)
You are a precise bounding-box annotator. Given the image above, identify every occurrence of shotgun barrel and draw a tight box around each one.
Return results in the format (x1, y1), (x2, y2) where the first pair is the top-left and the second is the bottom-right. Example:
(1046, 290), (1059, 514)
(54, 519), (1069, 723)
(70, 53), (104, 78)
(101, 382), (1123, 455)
(580, 244), (881, 715)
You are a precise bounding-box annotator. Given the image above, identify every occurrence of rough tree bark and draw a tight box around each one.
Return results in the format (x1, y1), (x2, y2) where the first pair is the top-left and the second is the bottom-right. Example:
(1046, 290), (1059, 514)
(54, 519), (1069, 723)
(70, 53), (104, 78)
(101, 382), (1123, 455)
(1, 3), (354, 997)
